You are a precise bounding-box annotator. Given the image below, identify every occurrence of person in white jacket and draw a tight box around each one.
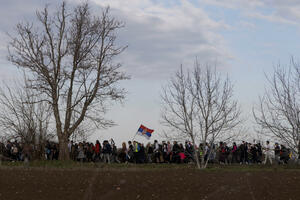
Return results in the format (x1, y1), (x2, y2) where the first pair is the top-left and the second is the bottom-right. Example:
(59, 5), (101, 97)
(263, 141), (272, 165)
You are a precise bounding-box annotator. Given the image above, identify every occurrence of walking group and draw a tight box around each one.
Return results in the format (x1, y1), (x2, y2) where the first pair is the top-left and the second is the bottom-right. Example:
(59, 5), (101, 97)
(0, 139), (298, 165)
(48, 139), (298, 165)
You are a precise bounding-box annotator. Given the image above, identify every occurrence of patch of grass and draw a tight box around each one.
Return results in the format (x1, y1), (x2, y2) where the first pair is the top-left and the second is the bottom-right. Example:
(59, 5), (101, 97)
(1, 160), (300, 171)
(0, 161), (197, 170)
(0, 160), (93, 169)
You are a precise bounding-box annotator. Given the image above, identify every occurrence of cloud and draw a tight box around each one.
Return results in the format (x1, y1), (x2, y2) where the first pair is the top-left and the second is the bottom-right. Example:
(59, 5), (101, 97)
(0, 0), (233, 80)
(201, 0), (263, 9)
(0, 0), (86, 80)
(245, 12), (299, 26)
(90, 0), (232, 78)
(202, 0), (300, 26)
(1, 0), (300, 81)
(237, 21), (256, 30)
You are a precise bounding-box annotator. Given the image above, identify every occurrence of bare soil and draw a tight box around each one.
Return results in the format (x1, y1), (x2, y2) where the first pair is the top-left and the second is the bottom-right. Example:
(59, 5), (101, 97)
(0, 166), (300, 200)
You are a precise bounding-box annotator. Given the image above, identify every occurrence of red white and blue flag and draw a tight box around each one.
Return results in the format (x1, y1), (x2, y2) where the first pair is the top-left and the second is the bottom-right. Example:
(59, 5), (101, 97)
(136, 124), (154, 140)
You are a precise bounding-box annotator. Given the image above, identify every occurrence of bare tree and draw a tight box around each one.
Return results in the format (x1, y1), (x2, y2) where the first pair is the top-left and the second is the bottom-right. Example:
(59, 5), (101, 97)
(7, 2), (128, 160)
(161, 66), (200, 168)
(0, 78), (53, 158)
(253, 60), (300, 156)
(161, 61), (241, 168)
(190, 62), (241, 167)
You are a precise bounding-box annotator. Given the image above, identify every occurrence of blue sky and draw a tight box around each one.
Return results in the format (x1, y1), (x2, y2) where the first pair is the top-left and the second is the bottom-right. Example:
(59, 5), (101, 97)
(1, 0), (300, 145)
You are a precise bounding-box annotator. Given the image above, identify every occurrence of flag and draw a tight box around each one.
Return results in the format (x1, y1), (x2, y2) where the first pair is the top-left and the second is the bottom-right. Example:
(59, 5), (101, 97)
(136, 124), (154, 140)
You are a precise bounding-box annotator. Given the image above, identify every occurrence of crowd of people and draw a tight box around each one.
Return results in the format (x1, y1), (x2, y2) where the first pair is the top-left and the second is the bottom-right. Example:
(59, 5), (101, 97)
(1, 138), (297, 165)
(0, 140), (34, 161)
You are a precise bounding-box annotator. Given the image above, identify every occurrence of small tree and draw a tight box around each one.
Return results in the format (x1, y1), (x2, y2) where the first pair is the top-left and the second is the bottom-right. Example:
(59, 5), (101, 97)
(0, 78), (53, 158)
(253, 60), (300, 156)
(161, 66), (200, 168)
(161, 61), (241, 168)
(190, 62), (241, 167)
(8, 2), (128, 160)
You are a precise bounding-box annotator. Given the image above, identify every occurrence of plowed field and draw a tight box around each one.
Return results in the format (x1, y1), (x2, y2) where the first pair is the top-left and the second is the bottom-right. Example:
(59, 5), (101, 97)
(0, 166), (299, 200)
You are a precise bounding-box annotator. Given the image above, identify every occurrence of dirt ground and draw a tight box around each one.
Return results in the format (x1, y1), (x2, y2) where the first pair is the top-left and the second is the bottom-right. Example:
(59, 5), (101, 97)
(0, 166), (300, 200)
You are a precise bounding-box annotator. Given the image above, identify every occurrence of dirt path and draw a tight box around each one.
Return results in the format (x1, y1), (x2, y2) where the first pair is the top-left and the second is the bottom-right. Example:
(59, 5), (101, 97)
(0, 167), (299, 200)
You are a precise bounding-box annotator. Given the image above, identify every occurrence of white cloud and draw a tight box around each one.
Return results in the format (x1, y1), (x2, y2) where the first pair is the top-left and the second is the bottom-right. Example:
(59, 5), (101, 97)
(201, 0), (263, 9)
(245, 12), (299, 26)
(0, 0), (78, 81)
(0, 0), (234, 80)
(238, 21), (256, 30)
(202, 0), (300, 27)
(90, 0), (232, 78)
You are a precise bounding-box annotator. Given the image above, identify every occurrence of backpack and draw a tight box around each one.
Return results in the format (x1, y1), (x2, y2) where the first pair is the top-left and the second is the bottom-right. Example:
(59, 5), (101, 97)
(106, 144), (111, 153)
(13, 147), (18, 154)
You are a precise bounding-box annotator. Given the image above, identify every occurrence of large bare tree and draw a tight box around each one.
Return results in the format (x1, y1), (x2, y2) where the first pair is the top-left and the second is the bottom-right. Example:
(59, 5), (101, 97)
(253, 60), (300, 156)
(7, 2), (128, 160)
(161, 61), (241, 168)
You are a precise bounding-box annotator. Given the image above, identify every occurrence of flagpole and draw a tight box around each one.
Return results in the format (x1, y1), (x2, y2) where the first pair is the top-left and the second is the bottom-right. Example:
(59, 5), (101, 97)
(131, 131), (138, 142)
(132, 124), (142, 141)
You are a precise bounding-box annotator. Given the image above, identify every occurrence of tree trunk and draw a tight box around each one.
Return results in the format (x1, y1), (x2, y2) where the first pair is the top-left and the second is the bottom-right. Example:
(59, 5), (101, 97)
(58, 135), (70, 160)
(192, 139), (200, 169)
(200, 141), (206, 168)
(203, 147), (214, 169)
(201, 152), (205, 168)
(298, 141), (300, 164)
(194, 151), (200, 169)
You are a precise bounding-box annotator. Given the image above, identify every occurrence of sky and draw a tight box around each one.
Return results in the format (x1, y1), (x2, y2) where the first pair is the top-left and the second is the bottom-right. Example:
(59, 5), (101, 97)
(1, 0), (300, 145)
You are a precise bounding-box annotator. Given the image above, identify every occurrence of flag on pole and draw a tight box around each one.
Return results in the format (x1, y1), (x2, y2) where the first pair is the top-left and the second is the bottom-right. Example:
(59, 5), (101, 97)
(136, 124), (154, 140)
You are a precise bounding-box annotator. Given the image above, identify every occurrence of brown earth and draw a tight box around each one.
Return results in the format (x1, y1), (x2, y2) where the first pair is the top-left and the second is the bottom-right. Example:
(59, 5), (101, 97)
(0, 167), (300, 200)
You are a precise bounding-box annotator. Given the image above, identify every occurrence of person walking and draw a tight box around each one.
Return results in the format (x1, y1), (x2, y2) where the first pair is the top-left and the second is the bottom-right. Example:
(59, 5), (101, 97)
(153, 140), (160, 163)
(263, 141), (272, 165)
(274, 143), (281, 164)
(231, 142), (238, 164)
(102, 140), (112, 164)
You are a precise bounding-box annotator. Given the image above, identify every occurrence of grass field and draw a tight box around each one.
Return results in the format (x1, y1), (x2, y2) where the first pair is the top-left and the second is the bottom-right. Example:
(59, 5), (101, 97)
(1, 160), (300, 171)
